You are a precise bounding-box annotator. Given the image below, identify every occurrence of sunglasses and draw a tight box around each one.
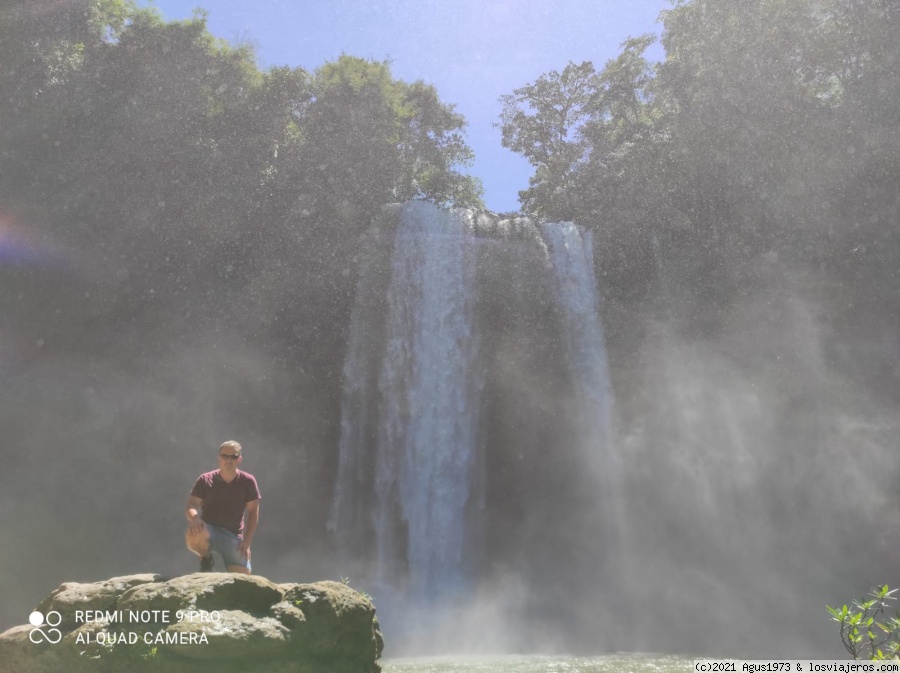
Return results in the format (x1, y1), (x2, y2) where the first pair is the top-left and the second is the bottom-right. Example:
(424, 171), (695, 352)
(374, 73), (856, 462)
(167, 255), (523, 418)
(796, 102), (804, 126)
(219, 454), (240, 460)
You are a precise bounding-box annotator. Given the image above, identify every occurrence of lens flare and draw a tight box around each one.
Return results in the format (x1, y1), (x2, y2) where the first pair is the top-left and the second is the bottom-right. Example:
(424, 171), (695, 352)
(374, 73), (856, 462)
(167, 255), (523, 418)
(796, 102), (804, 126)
(0, 213), (47, 266)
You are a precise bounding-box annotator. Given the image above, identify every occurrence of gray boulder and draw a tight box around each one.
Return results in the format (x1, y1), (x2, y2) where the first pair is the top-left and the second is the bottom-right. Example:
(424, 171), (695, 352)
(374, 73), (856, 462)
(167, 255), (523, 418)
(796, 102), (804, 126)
(0, 573), (383, 673)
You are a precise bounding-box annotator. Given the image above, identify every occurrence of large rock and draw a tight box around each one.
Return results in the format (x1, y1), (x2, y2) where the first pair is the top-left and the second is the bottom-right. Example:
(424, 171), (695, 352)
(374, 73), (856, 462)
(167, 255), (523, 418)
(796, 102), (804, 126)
(0, 573), (383, 673)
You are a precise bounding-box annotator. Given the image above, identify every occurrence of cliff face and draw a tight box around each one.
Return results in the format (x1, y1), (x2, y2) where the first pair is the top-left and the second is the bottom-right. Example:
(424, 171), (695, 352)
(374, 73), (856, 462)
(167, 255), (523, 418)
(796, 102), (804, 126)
(0, 573), (383, 673)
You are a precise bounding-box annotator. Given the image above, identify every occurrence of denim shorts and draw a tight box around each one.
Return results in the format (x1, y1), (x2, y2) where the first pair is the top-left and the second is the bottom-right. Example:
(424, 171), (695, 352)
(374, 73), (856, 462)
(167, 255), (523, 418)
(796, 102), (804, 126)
(206, 523), (251, 571)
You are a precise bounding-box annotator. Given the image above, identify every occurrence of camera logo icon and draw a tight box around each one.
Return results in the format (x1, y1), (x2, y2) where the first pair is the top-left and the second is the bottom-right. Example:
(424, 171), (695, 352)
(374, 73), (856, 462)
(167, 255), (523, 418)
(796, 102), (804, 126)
(28, 611), (62, 644)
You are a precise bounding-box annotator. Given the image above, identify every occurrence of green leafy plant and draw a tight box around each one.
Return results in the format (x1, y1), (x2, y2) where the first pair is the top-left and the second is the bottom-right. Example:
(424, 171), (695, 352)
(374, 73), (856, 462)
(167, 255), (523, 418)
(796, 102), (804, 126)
(337, 576), (372, 601)
(827, 585), (900, 660)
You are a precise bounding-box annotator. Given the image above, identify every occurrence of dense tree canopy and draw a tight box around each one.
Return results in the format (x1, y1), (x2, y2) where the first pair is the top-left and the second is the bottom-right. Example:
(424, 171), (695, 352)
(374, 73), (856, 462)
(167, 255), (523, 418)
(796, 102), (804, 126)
(498, 0), (899, 322)
(0, 1), (482, 358)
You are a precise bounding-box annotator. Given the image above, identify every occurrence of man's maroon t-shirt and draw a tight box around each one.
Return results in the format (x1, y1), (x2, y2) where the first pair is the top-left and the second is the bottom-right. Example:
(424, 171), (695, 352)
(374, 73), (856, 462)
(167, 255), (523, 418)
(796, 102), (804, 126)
(190, 469), (261, 538)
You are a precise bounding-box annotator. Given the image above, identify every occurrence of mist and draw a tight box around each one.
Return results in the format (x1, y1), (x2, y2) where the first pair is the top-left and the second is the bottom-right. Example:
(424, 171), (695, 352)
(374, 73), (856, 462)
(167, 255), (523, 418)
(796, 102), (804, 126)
(3, 198), (898, 658)
(2, 0), (900, 662)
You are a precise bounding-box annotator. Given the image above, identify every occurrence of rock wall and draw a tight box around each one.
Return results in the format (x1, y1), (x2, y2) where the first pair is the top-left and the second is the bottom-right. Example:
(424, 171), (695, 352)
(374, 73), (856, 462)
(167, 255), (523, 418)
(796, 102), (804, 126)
(0, 573), (383, 673)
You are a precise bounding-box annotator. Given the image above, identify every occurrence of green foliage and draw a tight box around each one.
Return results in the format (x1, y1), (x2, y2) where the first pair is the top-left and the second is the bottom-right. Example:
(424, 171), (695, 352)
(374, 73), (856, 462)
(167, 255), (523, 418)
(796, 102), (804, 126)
(0, 2), (482, 355)
(498, 0), (900, 321)
(337, 577), (372, 601)
(827, 586), (900, 660)
(497, 37), (660, 223)
(498, 60), (600, 220)
(303, 55), (483, 222)
(0, 6), (481, 229)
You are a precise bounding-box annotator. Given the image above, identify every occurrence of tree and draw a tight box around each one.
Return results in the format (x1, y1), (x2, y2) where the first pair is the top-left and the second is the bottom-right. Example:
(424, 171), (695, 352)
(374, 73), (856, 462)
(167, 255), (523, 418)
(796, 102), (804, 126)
(499, 0), (900, 316)
(498, 60), (600, 220)
(497, 39), (670, 299)
(297, 55), (482, 228)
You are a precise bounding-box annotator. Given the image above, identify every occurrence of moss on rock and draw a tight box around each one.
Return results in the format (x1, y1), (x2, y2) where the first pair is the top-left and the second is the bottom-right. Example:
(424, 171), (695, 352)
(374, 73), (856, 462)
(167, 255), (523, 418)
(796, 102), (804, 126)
(0, 573), (382, 673)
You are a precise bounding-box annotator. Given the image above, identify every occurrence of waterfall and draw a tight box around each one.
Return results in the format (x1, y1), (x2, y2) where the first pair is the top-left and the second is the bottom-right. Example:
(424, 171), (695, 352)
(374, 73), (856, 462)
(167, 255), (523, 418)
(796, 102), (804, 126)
(539, 223), (622, 591)
(539, 224), (615, 484)
(330, 202), (484, 603)
(330, 203), (617, 645)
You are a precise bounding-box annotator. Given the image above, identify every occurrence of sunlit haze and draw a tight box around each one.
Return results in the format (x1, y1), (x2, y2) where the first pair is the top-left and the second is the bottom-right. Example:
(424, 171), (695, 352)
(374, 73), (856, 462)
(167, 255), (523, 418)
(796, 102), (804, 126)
(2, 0), (898, 664)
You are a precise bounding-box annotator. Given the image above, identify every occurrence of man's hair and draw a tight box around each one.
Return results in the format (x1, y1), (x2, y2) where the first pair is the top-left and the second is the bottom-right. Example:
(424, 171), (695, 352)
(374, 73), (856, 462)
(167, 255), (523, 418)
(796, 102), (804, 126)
(219, 440), (242, 454)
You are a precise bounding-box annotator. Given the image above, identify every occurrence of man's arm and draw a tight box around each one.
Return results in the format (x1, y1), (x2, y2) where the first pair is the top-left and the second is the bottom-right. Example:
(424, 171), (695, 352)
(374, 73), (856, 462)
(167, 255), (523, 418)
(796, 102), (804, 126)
(186, 495), (205, 534)
(239, 499), (260, 556)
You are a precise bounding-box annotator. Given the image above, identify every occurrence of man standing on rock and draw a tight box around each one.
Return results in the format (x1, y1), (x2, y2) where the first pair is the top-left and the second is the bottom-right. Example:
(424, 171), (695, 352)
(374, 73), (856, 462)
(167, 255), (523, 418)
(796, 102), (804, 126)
(185, 441), (261, 574)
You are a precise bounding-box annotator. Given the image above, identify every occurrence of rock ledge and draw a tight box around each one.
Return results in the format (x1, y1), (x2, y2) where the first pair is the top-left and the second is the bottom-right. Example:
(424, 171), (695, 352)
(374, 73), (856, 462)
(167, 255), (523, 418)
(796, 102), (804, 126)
(0, 573), (383, 673)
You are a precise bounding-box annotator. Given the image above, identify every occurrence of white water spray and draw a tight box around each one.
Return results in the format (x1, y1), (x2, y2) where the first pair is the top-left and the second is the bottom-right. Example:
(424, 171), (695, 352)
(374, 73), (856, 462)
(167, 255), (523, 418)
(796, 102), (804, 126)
(331, 203), (618, 649)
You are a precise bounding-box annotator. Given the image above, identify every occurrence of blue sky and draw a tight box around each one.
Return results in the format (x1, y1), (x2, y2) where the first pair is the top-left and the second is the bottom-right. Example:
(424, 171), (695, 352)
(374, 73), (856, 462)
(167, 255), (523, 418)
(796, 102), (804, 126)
(141, 0), (670, 213)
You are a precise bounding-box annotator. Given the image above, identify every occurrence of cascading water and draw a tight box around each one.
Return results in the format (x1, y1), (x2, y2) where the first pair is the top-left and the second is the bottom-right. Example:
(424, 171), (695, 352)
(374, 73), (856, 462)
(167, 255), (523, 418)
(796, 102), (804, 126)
(539, 224), (619, 523)
(330, 202), (484, 605)
(330, 202), (618, 649)
(374, 203), (484, 601)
